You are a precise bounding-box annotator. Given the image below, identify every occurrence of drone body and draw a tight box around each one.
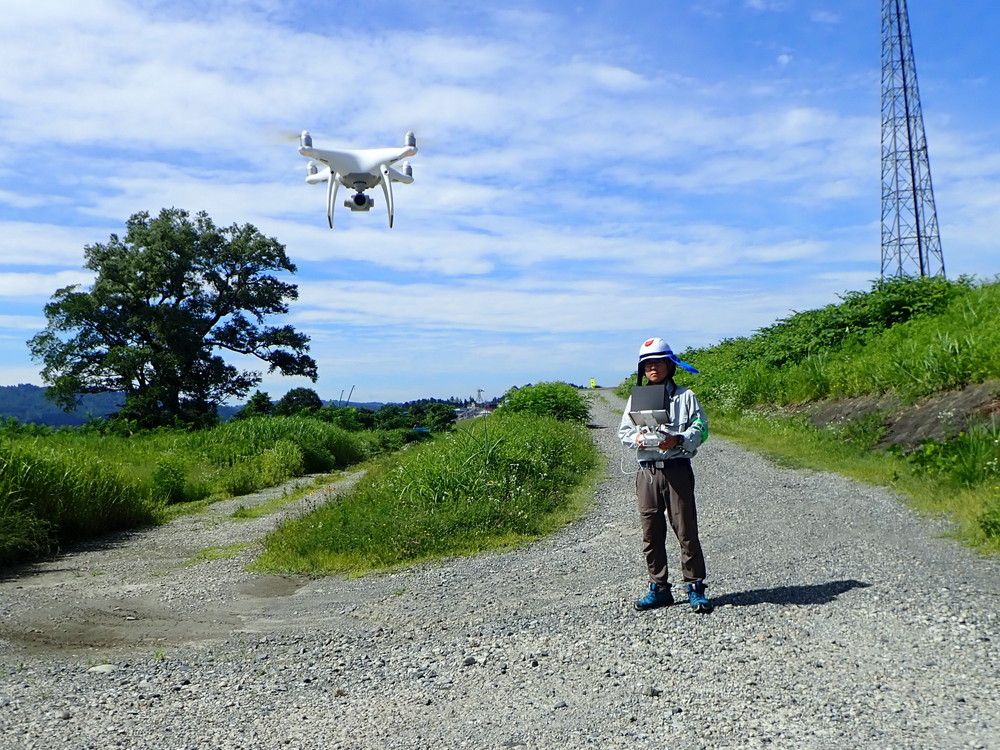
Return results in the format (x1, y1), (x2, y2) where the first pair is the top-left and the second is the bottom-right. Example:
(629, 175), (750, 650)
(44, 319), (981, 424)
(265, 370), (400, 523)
(299, 131), (417, 228)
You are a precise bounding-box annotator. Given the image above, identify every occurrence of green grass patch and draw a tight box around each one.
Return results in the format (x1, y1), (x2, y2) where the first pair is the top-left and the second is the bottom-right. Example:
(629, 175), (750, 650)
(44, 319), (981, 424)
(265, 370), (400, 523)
(685, 276), (999, 409)
(230, 474), (338, 520)
(254, 411), (603, 575)
(0, 439), (159, 567)
(0, 415), (413, 567)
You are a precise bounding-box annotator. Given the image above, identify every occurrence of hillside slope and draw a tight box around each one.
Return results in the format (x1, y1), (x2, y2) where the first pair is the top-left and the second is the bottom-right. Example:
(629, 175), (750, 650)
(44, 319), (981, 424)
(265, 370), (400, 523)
(801, 379), (1000, 446)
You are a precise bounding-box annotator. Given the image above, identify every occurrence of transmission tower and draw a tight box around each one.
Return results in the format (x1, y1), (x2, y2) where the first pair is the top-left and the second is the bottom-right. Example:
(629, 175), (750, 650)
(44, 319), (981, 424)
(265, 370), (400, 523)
(881, 0), (945, 278)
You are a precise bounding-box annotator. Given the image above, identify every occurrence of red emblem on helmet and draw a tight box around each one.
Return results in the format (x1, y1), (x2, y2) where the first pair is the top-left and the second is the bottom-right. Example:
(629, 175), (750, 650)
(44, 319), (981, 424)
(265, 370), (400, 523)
(644, 339), (655, 346)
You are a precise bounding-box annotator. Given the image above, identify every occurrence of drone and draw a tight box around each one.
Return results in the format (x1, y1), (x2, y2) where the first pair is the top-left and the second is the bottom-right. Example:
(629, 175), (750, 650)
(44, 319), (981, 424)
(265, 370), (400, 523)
(298, 130), (418, 228)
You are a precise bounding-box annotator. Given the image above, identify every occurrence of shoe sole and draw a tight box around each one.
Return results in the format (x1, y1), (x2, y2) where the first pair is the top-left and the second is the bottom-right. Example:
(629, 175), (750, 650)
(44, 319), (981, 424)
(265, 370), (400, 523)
(634, 599), (674, 611)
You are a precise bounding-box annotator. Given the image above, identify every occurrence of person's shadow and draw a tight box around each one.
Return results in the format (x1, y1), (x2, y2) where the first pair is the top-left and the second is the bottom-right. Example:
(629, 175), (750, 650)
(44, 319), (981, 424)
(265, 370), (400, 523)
(712, 579), (870, 608)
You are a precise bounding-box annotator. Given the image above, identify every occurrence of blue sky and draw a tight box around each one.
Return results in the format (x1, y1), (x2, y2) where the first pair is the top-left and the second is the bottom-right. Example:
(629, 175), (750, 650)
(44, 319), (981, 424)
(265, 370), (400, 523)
(1, 0), (998, 405)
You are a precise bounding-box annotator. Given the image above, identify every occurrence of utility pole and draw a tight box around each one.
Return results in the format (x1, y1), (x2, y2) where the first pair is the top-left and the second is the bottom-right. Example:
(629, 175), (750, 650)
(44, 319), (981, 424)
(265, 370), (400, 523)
(881, 0), (945, 278)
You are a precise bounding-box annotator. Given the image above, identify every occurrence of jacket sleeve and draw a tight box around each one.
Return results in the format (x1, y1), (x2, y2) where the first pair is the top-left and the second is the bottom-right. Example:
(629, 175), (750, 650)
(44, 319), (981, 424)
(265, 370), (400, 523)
(677, 391), (709, 452)
(618, 396), (639, 449)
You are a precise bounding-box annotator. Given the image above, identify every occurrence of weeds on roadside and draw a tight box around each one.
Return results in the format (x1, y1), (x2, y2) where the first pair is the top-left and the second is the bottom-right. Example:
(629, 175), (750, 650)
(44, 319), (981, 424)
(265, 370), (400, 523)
(0, 440), (156, 567)
(685, 276), (997, 409)
(254, 410), (601, 574)
(0, 416), (419, 568)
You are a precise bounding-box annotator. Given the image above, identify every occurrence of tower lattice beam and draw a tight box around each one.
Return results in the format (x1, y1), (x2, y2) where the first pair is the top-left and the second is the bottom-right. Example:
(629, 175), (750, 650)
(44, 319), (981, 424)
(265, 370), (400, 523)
(881, 0), (945, 278)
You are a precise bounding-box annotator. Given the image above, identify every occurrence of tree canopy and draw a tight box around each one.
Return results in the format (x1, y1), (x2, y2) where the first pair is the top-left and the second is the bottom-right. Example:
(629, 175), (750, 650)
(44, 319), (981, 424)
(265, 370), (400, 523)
(274, 387), (324, 416)
(28, 208), (317, 427)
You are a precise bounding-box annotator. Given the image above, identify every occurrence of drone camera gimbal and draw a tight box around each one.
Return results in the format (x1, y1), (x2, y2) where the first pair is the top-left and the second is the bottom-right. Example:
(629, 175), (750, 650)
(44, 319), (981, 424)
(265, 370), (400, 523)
(346, 193), (374, 211)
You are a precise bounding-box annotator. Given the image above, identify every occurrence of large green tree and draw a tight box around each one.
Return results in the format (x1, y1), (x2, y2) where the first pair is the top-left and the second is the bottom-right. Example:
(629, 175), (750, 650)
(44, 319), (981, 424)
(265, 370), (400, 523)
(28, 208), (317, 427)
(274, 387), (323, 416)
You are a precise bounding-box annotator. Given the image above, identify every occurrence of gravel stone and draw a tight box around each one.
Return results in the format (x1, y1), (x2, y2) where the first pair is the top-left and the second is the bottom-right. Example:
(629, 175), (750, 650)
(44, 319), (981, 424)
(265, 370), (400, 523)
(0, 391), (997, 749)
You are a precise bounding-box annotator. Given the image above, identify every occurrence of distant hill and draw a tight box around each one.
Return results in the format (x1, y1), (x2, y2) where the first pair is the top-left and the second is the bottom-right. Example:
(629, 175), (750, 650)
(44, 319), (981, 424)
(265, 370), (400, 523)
(341, 401), (384, 411)
(0, 384), (243, 427)
(0, 384), (123, 427)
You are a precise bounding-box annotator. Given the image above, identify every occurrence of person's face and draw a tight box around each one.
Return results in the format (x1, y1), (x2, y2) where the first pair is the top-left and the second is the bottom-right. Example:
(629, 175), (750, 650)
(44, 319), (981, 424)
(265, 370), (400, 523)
(643, 358), (670, 383)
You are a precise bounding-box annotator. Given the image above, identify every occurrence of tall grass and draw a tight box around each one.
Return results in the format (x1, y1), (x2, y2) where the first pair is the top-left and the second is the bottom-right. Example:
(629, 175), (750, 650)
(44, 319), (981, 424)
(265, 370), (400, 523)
(0, 440), (156, 566)
(255, 411), (601, 574)
(0, 416), (409, 568)
(687, 277), (999, 408)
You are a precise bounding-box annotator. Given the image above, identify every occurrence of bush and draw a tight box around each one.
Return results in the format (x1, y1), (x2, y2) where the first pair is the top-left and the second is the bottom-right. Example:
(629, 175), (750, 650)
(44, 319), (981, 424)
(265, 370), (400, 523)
(151, 454), (189, 503)
(497, 382), (590, 423)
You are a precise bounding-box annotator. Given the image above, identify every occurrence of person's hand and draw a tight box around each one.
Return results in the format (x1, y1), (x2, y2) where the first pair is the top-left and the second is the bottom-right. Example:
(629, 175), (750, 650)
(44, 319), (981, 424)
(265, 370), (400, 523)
(658, 434), (680, 450)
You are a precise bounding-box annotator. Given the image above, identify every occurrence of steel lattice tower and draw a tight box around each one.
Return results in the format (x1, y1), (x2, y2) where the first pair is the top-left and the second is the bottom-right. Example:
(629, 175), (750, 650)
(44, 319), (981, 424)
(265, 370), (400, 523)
(881, 0), (945, 278)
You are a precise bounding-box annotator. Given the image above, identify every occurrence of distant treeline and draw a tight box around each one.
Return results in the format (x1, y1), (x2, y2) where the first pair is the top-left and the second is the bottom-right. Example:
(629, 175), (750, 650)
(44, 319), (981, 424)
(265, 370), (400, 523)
(0, 382), (496, 431)
(0, 384), (125, 427)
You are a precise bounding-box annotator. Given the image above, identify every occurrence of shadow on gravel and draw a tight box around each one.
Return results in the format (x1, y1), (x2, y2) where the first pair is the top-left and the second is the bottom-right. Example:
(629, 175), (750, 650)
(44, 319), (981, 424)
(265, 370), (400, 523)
(713, 579), (871, 608)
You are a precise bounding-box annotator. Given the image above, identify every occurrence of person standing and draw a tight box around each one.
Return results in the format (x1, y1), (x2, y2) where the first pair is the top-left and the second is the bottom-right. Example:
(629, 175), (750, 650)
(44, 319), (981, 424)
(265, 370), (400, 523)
(618, 337), (712, 613)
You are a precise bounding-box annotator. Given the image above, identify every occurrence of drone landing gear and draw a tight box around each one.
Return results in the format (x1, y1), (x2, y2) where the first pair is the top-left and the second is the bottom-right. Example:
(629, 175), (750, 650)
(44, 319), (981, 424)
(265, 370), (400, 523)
(321, 177), (395, 229)
(326, 172), (341, 228)
(379, 164), (395, 228)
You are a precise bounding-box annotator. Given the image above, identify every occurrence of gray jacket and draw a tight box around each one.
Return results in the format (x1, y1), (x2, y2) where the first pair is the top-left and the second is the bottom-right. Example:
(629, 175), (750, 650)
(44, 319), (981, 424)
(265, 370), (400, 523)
(618, 382), (709, 460)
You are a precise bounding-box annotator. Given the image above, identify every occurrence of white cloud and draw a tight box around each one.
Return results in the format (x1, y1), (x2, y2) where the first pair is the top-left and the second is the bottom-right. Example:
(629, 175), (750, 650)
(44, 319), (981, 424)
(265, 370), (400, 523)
(0, 270), (94, 297)
(0, 314), (46, 330)
(0, 222), (104, 266)
(745, 0), (788, 11)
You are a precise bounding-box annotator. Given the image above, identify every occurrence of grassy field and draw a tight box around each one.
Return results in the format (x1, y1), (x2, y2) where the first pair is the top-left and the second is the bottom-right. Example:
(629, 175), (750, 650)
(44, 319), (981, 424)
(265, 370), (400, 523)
(1, 382), (601, 574)
(0, 416), (419, 567)
(255, 404), (602, 575)
(617, 276), (1000, 554)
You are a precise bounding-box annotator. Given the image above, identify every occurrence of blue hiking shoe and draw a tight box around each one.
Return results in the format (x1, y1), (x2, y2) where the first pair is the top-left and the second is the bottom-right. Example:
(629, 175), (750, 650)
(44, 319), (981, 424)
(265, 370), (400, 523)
(634, 582), (674, 611)
(686, 581), (712, 613)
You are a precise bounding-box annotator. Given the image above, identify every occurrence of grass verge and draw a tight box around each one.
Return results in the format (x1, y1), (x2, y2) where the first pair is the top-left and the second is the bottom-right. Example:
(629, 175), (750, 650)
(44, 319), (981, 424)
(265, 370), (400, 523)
(253, 412), (603, 575)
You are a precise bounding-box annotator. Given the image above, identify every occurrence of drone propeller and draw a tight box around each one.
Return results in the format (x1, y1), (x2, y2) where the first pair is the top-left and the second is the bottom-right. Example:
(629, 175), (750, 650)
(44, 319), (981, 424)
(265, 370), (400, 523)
(271, 128), (305, 144)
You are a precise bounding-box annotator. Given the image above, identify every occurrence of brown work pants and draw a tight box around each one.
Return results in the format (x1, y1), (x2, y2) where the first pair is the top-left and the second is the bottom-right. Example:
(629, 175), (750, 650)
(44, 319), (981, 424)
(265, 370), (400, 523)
(636, 460), (706, 587)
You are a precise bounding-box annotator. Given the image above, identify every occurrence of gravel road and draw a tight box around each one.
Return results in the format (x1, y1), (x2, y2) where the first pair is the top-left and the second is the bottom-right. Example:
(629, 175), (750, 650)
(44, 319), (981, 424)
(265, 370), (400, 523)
(1, 391), (997, 749)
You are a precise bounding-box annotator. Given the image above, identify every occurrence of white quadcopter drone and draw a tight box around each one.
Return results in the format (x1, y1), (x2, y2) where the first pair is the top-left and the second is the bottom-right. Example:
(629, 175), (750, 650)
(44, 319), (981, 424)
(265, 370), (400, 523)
(298, 130), (418, 228)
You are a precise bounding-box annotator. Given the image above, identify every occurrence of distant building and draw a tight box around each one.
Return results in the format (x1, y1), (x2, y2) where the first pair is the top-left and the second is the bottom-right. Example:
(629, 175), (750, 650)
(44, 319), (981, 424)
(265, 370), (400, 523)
(454, 405), (493, 421)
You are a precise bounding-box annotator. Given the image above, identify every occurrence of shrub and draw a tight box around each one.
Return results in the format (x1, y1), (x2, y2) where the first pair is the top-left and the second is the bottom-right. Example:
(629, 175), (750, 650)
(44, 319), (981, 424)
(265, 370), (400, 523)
(151, 454), (188, 503)
(256, 412), (599, 572)
(497, 382), (590, 423)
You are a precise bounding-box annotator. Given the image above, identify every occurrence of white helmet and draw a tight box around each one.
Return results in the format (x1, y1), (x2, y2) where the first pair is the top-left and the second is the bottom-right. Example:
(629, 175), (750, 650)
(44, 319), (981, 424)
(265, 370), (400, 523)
(638, 337), (672, 364)
(637, 337), (699, 384)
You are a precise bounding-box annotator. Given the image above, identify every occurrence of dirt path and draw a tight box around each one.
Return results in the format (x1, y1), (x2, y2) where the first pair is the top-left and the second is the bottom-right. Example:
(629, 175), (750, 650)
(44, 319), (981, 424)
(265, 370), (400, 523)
(0, 470), (364, 654)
